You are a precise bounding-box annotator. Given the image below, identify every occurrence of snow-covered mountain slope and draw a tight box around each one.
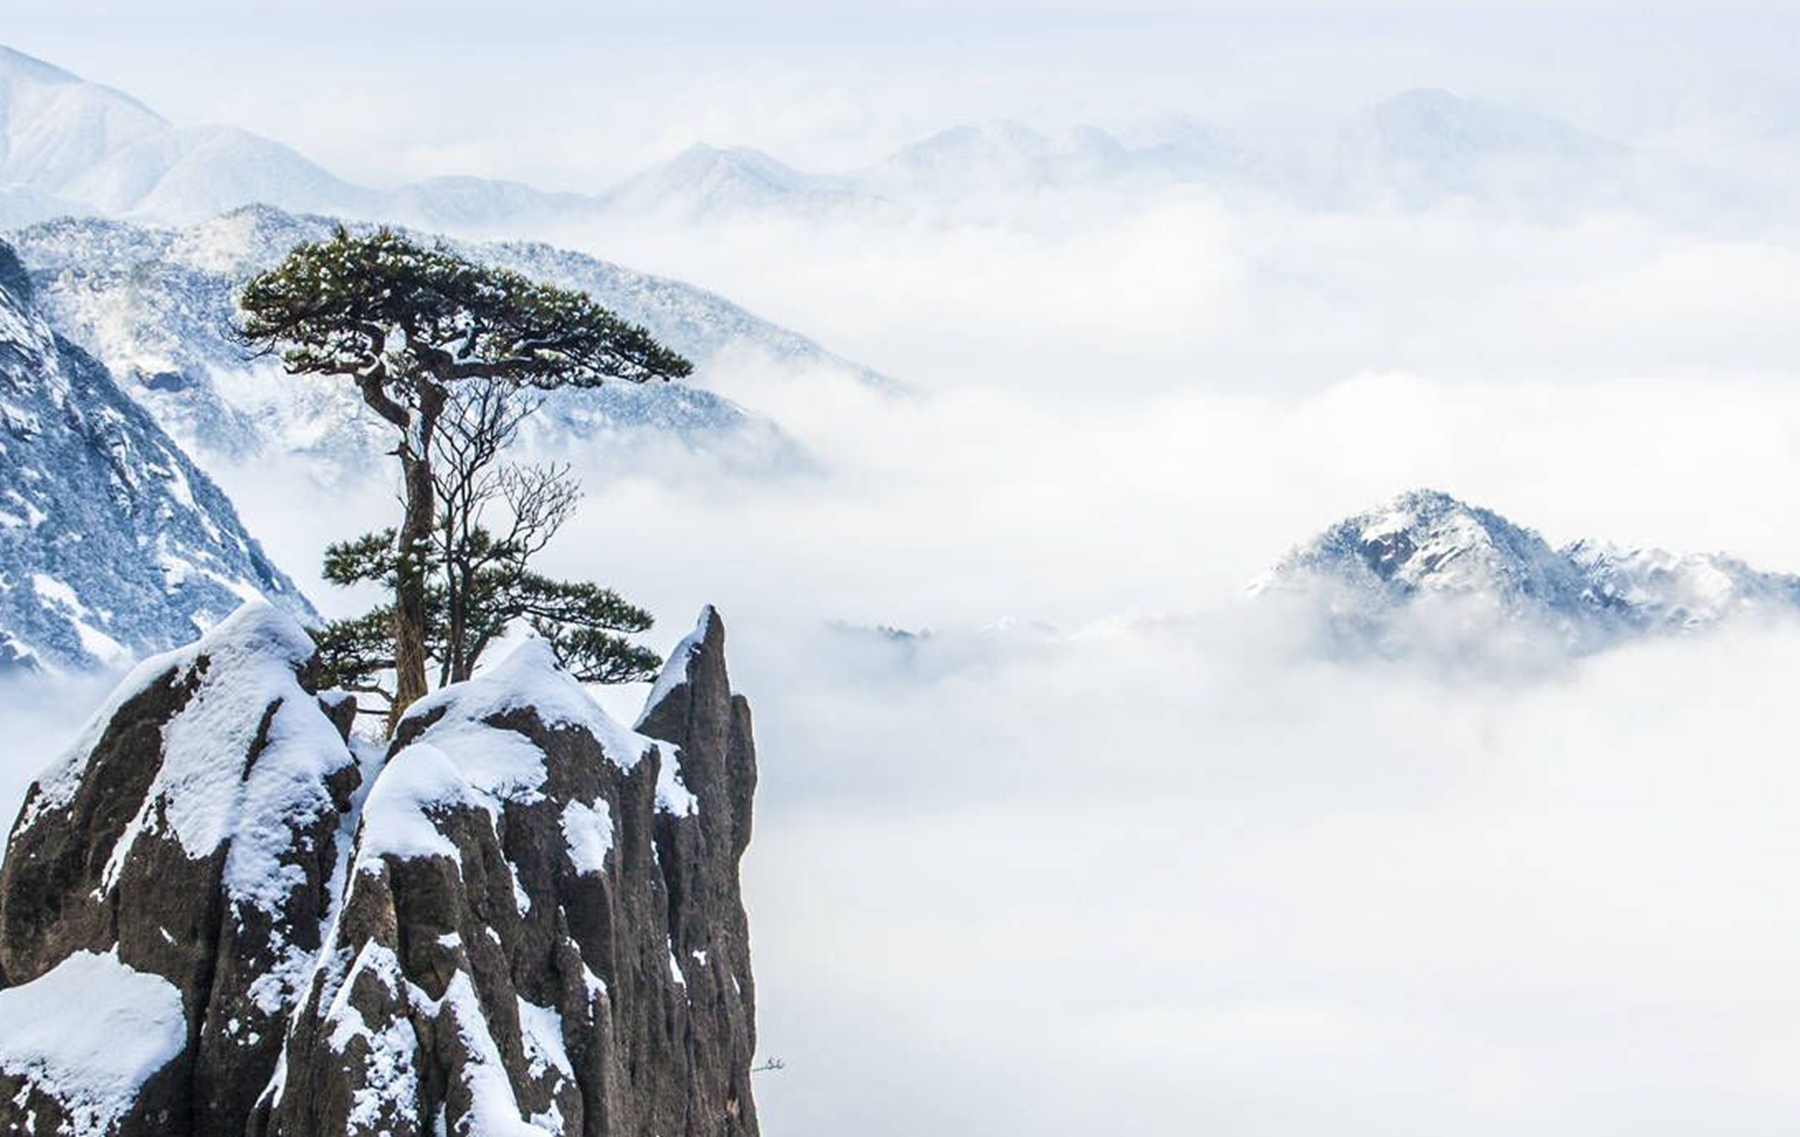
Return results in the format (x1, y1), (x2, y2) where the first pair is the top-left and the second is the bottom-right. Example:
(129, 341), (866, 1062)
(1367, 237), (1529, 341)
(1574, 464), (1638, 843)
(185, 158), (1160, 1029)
(1106, 112), (1250, 180)
(1253, 489), (1800, 658)
(0, 47), (368, 225)
(62, 123), (371, 221)
(0, 46), (593, 232)
(380, 174), (595, 232)
(601, 143), (879, 221)
(0, 239), (311, 672)
(0, 47), (165, 198)
(1345, 88), (1621, 168)
(1564, 540), (1800, 632)
(8, 205), (879, 477)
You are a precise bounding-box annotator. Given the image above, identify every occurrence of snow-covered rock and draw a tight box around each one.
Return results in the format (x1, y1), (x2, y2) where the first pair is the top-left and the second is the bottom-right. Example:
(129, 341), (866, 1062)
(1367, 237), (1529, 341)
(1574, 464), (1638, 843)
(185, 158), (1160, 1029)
(1565, 539), (1800, 633)
(0, 603), (362, 1135)
(1253, 488), (1800, 659)
(0, 602), (763, 1137)
(9, 205), (874, 477)
(0, 238), (311, 671)
(0, 949), (188, 1137)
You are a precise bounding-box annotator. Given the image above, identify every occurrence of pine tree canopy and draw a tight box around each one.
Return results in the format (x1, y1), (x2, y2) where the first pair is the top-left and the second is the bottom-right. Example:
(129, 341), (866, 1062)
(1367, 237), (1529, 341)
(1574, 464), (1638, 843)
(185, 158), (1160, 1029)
(237, 228), (692, 415)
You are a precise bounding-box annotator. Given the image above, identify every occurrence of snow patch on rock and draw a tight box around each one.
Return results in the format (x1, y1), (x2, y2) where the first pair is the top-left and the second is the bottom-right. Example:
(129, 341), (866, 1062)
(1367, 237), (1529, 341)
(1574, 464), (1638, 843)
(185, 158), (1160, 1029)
(0, 949), (186, 1137)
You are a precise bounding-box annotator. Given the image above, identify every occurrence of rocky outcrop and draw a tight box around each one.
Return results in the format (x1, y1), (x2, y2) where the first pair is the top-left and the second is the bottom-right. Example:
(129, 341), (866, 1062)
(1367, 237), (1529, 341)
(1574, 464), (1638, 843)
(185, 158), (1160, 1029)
(0, 602), (760, 1137)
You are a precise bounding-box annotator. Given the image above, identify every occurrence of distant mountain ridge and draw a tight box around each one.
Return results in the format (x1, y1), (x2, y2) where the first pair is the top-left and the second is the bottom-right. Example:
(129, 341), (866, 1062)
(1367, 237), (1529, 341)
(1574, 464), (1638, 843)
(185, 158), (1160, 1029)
(0, 44), (1757, 231)
(7, 205), (886, 478)
(0, 237), (310, 671)
(1254, 489), (1800, 657)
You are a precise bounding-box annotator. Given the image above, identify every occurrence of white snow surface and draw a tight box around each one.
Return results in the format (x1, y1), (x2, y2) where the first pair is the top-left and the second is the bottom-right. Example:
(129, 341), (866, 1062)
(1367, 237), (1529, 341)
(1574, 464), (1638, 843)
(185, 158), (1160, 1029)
(405, 637), (656, 774)
(636, 604), (715, 729)
(558, 799), (614, 876)
(321, 943), (420, 1132)
(24, 603), (354, 920)
(360, 637), (693, 876)
(516, 998), (574, 1082)
(440, 974), (560, 1137)
(354, 744), (477, 864)
(0, 949), (186, 1137)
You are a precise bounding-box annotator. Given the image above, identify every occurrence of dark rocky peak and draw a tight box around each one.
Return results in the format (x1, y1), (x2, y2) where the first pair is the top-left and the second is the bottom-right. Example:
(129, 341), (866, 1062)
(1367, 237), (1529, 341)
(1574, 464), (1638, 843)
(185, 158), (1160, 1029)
(0, 602), (362, 1136)
(0, 602), (761, 1137)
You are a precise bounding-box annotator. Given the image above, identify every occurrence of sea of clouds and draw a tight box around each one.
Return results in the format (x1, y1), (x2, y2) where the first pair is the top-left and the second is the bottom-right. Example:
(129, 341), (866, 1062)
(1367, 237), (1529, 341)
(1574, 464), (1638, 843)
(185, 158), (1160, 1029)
(7, 51), (1800, 1135)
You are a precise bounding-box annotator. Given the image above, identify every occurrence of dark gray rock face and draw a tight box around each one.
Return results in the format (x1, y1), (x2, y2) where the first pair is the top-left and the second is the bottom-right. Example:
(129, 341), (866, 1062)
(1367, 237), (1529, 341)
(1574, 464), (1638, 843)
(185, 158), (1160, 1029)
(0, 604), (360, 1137)
(0, 603), (760, 1137)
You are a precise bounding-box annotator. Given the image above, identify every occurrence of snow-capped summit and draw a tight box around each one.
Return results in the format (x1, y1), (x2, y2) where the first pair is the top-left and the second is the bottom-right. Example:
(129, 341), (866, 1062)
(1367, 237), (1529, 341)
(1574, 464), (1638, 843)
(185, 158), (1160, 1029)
(600, 143), (867, 219)
(0, 46), (165, 198)
(0, 45), (594, 231)
(0, 45), (373, 226)
(1255, 489), (1800, 658)
(1257, 488), (1600, 607)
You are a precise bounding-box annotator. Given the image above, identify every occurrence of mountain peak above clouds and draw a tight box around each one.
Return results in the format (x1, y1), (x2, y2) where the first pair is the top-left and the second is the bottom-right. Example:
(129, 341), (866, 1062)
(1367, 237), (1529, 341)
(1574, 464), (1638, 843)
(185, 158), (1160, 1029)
(600, 142), (867, 218)
(0, 44), (591, 231)
(0, 46), (167, 218)
(1255, 489), (1800, 658)
(1356, 88), (1623, 164)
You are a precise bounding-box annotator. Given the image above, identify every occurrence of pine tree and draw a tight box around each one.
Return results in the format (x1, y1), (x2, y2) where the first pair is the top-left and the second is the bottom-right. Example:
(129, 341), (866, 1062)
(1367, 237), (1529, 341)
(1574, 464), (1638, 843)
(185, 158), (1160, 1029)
(237, 228), (689, 727)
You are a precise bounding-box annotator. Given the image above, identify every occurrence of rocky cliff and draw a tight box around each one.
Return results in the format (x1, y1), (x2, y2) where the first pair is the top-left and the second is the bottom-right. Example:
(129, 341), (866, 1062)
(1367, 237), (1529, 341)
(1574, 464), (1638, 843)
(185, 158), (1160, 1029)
(0, 602), (759, 1137)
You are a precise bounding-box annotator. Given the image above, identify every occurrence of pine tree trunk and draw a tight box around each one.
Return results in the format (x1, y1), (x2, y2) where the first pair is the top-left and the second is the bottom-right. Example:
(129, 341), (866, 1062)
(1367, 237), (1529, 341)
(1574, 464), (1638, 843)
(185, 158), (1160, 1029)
(387, 393), (443, 733)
